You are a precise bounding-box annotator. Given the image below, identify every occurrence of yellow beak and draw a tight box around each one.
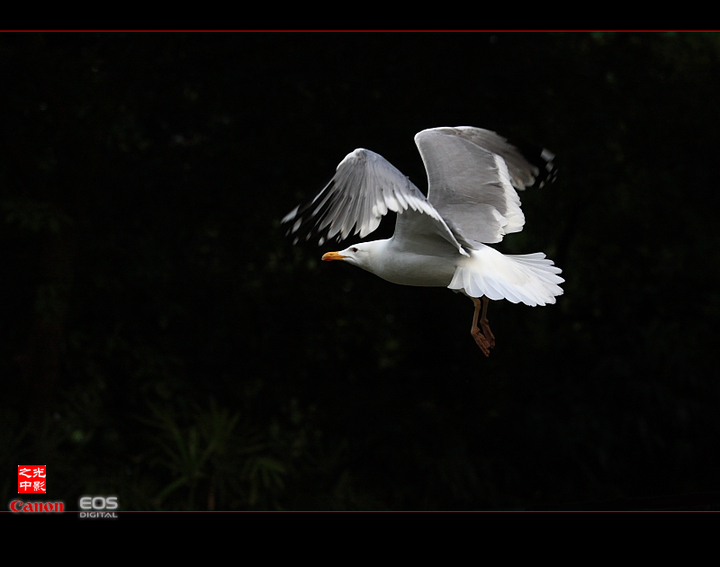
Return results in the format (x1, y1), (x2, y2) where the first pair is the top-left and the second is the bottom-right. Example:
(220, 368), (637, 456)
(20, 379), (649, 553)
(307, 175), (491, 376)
(322, 251), (346, 262)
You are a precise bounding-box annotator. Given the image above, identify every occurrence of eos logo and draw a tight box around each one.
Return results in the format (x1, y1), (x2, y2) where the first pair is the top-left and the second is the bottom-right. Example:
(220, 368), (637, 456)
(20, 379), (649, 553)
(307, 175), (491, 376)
(79, 496), (118, 510)
(79, 496), (119, 519)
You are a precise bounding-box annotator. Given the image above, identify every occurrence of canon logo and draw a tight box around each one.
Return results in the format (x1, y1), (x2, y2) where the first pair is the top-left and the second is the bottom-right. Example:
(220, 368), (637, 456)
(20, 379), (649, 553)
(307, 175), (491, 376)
(10, 500), (64, 512)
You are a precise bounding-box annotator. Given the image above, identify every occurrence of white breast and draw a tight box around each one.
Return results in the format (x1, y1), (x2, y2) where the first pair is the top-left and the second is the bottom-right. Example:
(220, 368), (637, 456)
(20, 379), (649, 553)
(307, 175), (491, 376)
(366, 239), (459, 288)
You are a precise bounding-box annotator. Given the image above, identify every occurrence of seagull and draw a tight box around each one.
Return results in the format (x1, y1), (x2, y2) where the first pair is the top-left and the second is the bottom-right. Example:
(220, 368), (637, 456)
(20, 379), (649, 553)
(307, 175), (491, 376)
(282, 127), (563, 356)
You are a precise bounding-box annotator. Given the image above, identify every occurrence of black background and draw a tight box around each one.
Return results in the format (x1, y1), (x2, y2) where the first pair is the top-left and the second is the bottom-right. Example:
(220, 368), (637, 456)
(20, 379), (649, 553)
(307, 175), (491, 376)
(2, 31), (719, 510)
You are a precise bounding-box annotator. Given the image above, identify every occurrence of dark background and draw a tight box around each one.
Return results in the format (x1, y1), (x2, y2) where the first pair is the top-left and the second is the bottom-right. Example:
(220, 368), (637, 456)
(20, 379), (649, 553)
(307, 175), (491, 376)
(2, 31), (719, 510)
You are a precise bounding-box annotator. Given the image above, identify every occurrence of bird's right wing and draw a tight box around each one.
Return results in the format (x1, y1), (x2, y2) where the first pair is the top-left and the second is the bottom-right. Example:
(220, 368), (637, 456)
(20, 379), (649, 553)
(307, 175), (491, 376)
(282, 148), (466, 254)
(415, 127), (555, 246)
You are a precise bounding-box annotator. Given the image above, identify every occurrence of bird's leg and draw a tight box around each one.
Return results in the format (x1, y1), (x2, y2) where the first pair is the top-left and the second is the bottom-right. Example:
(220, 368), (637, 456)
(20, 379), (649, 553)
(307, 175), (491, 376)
(480, 295), (496, 349)
(470, 296), (494, 356)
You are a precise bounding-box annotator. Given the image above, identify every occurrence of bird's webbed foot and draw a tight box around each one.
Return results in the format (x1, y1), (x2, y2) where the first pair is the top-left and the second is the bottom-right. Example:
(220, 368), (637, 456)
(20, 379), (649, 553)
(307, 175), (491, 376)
(471, 326), (493, 357)
(471, 296), (495, 357)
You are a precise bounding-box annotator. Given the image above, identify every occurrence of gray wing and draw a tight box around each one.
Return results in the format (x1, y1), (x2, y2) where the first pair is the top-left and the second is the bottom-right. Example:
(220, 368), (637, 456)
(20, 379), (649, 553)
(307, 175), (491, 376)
(414, 127), (554, 246)
(282, 147), (466, 254)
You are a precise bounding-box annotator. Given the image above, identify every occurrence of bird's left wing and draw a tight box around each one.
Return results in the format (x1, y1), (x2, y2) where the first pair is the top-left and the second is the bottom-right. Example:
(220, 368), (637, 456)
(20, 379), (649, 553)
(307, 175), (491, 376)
(282, 148), (465, 253)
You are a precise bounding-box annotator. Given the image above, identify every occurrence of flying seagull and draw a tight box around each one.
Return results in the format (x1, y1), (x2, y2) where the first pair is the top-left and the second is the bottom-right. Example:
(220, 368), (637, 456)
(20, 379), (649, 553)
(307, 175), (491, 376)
(282, 127), (563, 356)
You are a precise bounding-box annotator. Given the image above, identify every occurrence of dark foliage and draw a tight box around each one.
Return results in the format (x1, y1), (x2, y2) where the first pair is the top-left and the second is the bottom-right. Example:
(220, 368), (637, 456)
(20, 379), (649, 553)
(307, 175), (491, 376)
(2, 31), (720, 510)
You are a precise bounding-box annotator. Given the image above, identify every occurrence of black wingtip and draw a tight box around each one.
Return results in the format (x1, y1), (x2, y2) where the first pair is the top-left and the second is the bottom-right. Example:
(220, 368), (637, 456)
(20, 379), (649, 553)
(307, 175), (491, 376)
(512, 138), (558, 189)
(281, 179), (339, 247)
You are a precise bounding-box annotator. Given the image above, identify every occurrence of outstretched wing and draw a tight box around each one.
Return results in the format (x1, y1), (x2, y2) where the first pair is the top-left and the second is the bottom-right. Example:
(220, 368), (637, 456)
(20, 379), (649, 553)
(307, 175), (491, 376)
(414, 127), (555, 246)
(282, 147), (465, 254)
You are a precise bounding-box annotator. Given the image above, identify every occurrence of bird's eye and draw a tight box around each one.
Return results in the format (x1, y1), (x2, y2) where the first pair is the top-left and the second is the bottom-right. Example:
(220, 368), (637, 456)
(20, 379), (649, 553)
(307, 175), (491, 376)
(350, 247), (358, 252)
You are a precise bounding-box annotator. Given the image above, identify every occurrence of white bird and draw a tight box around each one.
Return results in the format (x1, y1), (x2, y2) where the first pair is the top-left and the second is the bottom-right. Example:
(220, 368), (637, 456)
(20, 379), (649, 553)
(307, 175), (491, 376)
(282, 126), (563, 356)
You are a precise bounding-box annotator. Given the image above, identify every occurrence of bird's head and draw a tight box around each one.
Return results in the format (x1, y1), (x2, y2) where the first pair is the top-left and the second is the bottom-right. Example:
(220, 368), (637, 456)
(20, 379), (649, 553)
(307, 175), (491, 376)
(321, 242), (378, 272)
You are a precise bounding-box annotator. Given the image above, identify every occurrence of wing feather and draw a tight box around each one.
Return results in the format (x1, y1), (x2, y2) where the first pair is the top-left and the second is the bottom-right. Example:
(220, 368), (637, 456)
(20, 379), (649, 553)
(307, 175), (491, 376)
(414, 127), (555, 246)
(282, 147), (466, 254)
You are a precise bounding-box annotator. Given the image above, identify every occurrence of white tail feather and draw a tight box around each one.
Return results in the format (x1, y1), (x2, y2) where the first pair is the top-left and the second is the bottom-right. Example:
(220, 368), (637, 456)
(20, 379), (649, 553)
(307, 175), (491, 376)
(447, 245), (564, 306)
